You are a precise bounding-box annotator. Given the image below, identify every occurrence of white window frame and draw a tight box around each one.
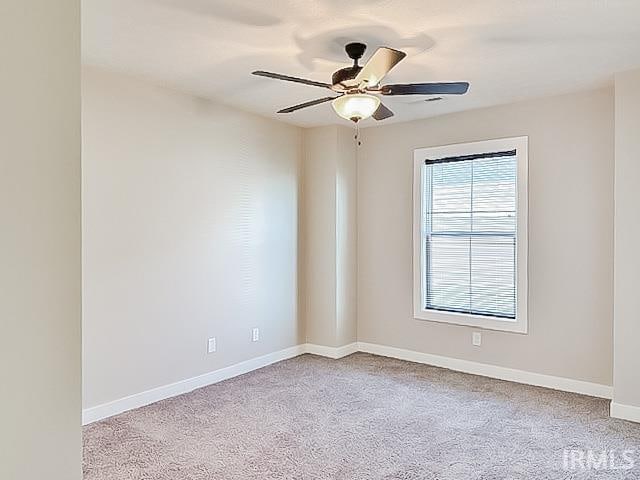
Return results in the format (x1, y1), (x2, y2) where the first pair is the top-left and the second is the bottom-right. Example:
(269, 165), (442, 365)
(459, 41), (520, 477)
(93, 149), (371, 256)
(413, 136), (529, 334)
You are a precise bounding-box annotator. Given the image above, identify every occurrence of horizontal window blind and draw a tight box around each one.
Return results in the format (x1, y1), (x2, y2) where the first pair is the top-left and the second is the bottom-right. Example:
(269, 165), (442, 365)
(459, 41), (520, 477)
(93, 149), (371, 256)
(423, 150), (517, 319)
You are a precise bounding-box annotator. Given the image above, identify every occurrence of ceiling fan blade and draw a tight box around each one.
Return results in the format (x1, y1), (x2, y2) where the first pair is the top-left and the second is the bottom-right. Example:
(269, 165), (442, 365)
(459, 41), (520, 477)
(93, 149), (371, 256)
(351, 47), (407, 87)
(381, 82), (469, 96)
(252, 71), (331, 89)
(277, 96), (338, 113)
(372, 102), (394, 121)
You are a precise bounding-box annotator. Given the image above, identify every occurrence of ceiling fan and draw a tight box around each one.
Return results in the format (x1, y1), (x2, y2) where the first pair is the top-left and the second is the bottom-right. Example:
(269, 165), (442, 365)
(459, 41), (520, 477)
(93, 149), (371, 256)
(252, 42), (469, 123)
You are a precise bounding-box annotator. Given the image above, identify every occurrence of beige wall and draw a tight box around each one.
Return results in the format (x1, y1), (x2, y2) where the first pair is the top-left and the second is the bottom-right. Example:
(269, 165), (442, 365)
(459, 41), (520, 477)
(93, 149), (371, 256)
(336, 127), (358, 346)
(357, 88), (614, 385)
(301, 127), (338, 346)
(301, 126), (357, 347)
(82, 67), (303, 409)
(613, 69), (640, 407)
(1, 1), (81, 478)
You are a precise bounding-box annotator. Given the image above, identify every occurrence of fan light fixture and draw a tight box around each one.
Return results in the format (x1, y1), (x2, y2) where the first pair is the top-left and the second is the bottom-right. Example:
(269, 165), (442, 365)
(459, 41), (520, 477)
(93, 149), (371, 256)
(332, 94), (380, 122)
(252, 42), (470, 123)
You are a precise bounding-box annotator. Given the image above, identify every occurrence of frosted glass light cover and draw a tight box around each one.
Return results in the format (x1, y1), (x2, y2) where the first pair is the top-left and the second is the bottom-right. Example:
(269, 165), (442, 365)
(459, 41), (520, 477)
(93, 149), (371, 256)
(332, 94), (380, 122)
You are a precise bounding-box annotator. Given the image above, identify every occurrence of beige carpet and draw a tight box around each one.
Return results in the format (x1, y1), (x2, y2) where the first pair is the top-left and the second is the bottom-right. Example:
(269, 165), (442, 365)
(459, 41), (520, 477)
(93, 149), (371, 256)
(83, 353), (640, 479)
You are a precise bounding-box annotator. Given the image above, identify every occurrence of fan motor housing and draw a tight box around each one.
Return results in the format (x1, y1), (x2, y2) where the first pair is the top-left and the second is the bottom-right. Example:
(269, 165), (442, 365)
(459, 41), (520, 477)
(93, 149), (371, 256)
(332, 66), (362, 88)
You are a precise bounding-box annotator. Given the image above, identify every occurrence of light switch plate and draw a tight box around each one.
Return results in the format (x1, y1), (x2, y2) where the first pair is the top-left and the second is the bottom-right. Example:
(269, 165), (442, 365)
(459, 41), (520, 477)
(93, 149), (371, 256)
(472, 332), (482, 347)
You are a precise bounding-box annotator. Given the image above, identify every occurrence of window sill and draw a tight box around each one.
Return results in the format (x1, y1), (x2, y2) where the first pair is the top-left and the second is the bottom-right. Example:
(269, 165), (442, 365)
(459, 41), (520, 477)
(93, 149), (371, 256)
(414, 308), (528, 334)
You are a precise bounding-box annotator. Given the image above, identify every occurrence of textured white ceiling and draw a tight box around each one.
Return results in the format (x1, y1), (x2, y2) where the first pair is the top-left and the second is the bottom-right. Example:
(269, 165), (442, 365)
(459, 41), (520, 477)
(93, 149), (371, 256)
(82, 0), (640, 127)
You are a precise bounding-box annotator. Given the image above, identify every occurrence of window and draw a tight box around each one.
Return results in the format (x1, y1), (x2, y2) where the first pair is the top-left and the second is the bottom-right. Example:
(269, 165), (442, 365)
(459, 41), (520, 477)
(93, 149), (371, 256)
(413, 137), (528, 333)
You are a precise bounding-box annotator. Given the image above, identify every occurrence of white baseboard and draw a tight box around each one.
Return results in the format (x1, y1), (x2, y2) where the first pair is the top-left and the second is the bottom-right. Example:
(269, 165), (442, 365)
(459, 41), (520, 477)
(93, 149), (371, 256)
(610, 402), (640, 423)
(304, 342), (358, 359)
(83, 340), (614, 425)
(82, 344), (305, 425)
(357, 342), (613, 399)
